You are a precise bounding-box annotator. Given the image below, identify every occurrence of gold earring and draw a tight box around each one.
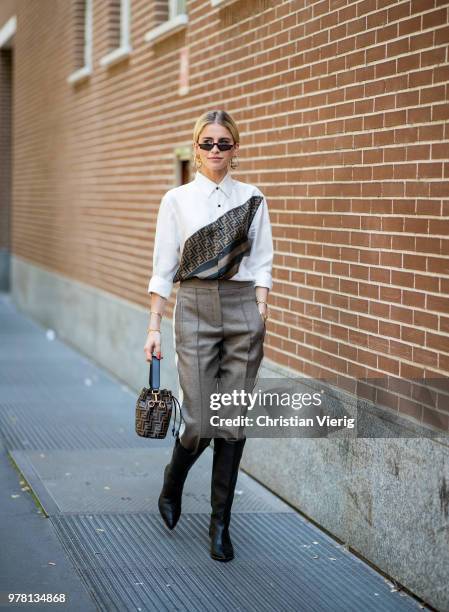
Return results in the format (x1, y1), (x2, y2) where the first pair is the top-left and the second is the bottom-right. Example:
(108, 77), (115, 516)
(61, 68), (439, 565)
(230, 156), (238, 169)
(195, 155), (202, 169)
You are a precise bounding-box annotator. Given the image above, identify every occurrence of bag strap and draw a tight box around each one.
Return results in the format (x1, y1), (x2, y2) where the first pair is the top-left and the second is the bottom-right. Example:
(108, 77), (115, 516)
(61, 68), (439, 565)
(171, 395), (184, 438)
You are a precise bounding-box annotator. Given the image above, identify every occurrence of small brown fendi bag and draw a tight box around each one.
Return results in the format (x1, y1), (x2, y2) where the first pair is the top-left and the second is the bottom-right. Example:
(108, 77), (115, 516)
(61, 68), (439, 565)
(135, 355), (183, 439)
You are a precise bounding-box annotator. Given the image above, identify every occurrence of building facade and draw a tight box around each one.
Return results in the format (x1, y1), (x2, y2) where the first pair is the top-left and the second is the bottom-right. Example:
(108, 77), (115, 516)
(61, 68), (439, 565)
(1, 1), (448, 607)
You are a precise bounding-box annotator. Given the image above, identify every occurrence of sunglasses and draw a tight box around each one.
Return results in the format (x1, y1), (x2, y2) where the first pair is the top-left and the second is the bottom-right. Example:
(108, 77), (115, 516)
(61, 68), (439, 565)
(197, 141), (234, 151)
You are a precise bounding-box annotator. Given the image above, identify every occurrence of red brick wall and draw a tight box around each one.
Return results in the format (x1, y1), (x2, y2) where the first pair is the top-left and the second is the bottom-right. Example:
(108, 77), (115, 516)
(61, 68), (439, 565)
(1, 0), (448, 431)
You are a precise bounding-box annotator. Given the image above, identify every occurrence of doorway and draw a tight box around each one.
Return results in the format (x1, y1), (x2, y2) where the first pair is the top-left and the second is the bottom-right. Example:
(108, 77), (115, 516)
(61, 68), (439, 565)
(0, 16), (15, 291)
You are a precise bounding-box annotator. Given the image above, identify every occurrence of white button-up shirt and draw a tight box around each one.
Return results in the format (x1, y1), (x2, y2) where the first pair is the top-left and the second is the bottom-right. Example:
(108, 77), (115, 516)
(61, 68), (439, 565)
(148, 170), (273, 300)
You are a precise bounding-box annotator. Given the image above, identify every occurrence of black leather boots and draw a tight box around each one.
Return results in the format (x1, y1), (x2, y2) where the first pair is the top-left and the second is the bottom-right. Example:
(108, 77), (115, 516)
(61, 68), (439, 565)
(209, 437), (246, 561)
(158, 434), (246, 562)
(158, 435), (211, 530)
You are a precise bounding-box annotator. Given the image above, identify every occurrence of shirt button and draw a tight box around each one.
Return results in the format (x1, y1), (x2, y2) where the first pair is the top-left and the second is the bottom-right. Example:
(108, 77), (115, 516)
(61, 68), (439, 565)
(216, 186), (219, 190)
(218, 204), (221, 207)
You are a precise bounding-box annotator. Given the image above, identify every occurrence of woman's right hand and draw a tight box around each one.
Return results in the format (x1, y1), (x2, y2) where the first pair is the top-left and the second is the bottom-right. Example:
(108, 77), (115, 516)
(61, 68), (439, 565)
(144, 330), (162, 362)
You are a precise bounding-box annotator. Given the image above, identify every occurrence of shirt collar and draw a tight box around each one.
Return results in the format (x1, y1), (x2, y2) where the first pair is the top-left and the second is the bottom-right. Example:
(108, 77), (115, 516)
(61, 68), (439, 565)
(194, 170), (234, 199)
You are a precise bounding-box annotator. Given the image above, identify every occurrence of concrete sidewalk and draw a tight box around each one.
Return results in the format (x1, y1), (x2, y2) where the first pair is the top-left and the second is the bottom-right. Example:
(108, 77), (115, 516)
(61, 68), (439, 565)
(0, 292), (429, 611)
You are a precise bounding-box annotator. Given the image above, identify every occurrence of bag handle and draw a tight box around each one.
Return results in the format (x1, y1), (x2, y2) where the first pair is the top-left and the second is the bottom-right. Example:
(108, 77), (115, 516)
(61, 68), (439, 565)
(149, 354), (160, 389)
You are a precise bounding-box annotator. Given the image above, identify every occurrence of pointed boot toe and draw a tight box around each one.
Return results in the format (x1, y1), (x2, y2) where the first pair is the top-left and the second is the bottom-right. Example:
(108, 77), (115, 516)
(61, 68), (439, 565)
(158, 495), (180, 529)
(158, 436), (211, 530)
(158, 498), (181, 529)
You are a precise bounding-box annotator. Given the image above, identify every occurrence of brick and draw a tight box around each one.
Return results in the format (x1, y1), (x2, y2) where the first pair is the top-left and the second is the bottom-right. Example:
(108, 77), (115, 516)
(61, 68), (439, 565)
(387, 37), (410, 58)
(432, 65), (449, 83)
(398, 397), (423, 422)
(373, 164), (394, 179)
(394, 162), (418, 179)
(398, 53), (421, 74)
(422, 8), (448, 30)
(384, 147), (407, 163)
(435, 24), (449, 44)
(375, 22), (397, 42)
(397, 128), (421, 146)
(399, 15), (422, 36)
(384, 109), (406, 127)
(406, 144), (430, 160)
(422, 407), (449, 431)
(419, 124), (445, 141)
(411, 0), (431, 13)
(432, 103), (449, 121)
(408, 68), (434, 90)
(417, 162), (443, 179)
(409, 30), (434, 52)
(412, 346), (439, 367)
(424, 49), (447, 75)
(404, 217), (428, 233)
(421, 85), (446, 104)
(375, 60), (397, 79)
(355, 29), (376, 49)
(401, 325), (425, 345)
(366, 44), (386, 64)
(388, 2), (410, 21)
(428, 256), (449, 273)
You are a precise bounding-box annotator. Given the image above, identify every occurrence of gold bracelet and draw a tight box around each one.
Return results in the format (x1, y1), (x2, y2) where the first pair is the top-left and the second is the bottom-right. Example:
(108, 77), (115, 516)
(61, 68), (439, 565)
(150, 311), (162, 318)
(147, 328), (161, 334)
(256, 299), (268, 305)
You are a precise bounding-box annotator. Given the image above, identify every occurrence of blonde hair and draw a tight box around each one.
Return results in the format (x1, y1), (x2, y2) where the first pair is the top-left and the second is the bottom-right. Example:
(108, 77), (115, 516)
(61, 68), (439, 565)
(192, 110), (240, 170)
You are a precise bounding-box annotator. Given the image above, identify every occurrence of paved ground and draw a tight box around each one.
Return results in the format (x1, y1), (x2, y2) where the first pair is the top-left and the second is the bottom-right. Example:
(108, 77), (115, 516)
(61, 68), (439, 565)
(0, 292), (430, 611)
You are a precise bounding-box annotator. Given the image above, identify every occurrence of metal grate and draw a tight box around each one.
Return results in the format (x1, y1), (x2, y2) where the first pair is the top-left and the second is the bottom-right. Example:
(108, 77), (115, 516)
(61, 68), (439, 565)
(10, 448), (293, 515)
(50, 512), (421, 612)
(0, 407), (168, 451)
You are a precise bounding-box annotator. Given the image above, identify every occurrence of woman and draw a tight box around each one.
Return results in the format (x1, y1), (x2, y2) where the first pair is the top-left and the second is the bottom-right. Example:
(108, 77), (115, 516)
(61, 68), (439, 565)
(144, 109), (273, 562)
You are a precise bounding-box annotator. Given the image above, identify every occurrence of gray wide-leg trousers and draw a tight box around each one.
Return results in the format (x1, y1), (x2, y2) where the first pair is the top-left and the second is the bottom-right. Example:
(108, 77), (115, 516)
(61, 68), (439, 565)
(173, 278), (266, 453)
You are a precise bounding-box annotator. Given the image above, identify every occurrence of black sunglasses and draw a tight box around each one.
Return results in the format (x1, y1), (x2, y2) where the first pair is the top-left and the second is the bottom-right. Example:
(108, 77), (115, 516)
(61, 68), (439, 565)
(197, 141), (234, 151)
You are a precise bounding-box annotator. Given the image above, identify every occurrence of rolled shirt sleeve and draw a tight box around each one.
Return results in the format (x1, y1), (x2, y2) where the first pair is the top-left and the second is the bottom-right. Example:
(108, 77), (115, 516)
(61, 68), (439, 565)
(248, 191), (274, 290)
(147, 193), (180, 300)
